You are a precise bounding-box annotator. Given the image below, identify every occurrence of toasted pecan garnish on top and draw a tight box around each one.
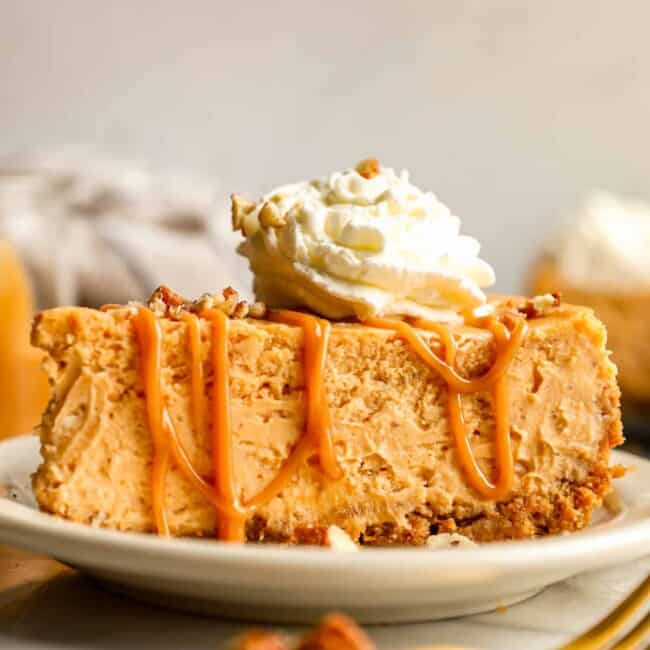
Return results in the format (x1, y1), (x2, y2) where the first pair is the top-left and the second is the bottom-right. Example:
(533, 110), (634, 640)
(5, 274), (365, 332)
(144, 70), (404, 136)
(355, 158), (381, 180)
(231, 193), (256, 232)
(259, 201), (287, 228)
(150, 285), (186, 308)
(518, 292), (561, 319)
(143, 285), (268, 320)
(146, 285), (187, 315)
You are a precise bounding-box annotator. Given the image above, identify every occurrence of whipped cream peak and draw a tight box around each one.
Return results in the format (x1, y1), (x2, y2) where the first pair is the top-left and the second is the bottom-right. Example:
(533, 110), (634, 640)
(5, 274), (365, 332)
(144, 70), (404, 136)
(234, 161), (495, 321)
(551, 191), (650, 292)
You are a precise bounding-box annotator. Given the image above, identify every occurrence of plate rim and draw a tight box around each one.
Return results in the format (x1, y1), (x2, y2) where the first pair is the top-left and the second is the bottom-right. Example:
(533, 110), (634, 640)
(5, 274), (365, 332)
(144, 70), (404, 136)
(1, 434), (649, 578)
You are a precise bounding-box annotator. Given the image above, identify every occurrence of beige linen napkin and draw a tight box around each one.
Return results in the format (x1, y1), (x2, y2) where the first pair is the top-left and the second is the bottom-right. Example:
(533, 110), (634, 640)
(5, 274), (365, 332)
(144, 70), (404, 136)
(0, 149), (249, 309)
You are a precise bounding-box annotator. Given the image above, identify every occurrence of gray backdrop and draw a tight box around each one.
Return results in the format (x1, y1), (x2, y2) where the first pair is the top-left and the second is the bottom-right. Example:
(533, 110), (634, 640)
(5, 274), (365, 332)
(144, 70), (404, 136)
(2, 1), (648, 294)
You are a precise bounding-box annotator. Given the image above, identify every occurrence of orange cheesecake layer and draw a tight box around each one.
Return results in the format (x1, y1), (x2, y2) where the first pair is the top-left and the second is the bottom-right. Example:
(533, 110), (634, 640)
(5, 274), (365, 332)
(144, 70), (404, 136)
(32, 298), (622, 544)
(0, 241), (50, 439)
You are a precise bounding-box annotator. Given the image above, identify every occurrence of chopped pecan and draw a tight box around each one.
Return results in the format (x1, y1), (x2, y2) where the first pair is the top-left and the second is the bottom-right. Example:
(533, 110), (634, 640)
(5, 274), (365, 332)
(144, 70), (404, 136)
(325, 525), (359, 551)
(152, 286), (185, 307)
(518, 292), (561, 319)
(231, 194), (256, 232)
(143, 286), (267, 320)
(259, 201), (287, 228)
(187, 287), (267, 320)
(233, 301), (250, 319)
(223, 286), (239, 300)
(147, 286), (187, 314)
(223, 286), (240, 314)
(230, 630), (289, 650)
(355, 158), (380, 179)
(296, 613), (376, 650)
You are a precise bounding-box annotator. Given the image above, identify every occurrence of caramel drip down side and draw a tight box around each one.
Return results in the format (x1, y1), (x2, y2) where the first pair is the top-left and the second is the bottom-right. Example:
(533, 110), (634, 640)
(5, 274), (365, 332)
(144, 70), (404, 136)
(132, 307), (171, 536)
(243, 310), (342, 511)
(200, 309), (246, 541)
(133, 305), (340, 541)
(366, 315), (527, 500)
(267, 310), (342, 481)
(413, 317), (525, 498)
(133, 307), (244, 539)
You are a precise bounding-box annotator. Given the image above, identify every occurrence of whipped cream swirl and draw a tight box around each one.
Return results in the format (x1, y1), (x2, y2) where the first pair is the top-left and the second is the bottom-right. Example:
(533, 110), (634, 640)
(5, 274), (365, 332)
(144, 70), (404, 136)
(235, 161), (495, 321)
(551, 191), (650, 292)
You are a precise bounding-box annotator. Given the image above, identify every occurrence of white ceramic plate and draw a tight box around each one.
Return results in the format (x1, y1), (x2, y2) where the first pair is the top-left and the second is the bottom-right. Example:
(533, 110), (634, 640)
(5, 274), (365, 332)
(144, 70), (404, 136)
(1, 435), (649, 624)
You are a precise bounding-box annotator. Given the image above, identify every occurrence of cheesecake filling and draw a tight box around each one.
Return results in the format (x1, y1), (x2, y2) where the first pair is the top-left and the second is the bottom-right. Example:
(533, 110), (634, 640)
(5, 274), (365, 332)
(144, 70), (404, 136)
(235, 160), (495, 322)
(121, 291), (527, 542)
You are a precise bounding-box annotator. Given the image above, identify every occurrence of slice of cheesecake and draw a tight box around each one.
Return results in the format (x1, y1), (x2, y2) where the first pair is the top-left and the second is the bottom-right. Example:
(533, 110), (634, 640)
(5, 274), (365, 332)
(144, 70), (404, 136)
(31, 288), (623, 545)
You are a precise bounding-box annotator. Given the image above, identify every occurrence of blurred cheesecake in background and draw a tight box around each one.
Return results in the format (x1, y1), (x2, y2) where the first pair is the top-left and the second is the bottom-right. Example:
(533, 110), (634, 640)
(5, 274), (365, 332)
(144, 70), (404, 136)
(530, 192), (650, 406)
(0, 149), (248, 439)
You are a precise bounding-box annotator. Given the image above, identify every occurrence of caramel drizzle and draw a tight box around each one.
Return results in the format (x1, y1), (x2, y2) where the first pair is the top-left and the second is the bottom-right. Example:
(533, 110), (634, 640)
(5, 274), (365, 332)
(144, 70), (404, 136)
(133, 307), (244, 540)
(199, 309), (247, 541)
(266, 310), (342, 481)
(133, 306), (341, 541)
(130, 302), (526, 541)
(433, 316), (526, 499)
(364, 315), (526, 499)
(132, 307), (171, 536)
